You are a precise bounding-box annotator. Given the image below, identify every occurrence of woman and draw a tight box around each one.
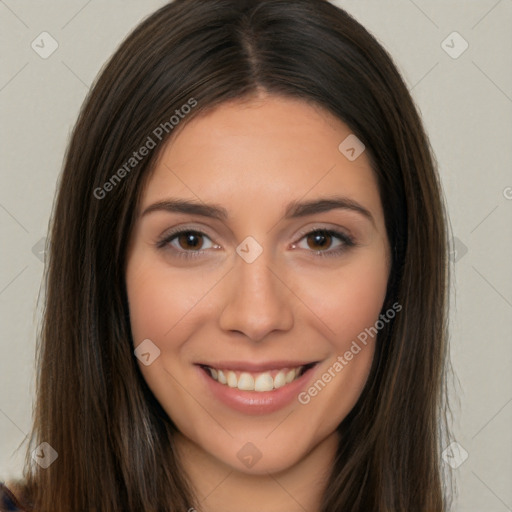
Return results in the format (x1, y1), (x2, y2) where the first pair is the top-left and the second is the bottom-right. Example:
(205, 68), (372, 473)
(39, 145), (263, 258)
(1, 0), (452, 510)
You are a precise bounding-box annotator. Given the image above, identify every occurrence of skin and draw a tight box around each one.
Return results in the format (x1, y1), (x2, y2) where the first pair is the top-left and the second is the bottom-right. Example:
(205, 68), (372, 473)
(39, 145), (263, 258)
(125, 93), (391, 512)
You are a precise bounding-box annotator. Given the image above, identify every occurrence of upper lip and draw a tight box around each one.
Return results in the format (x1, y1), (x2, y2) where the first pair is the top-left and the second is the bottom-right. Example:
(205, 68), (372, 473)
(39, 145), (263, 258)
(197, 360), (317, 372)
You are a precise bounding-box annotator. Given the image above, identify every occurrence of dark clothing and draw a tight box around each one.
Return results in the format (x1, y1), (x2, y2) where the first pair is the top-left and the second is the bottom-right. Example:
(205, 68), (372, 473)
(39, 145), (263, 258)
(0, 482), (29, 511)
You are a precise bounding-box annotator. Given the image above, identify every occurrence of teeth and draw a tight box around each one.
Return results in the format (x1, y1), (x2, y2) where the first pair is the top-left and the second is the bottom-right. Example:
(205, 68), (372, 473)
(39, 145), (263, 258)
(238, 372), (255, 391)
(285, 369), (296, 383)
(227, 371), (238, 388)
(254, 373), (274, 392)
(273, 371), (286, 389)
(206, 365), (306, 392)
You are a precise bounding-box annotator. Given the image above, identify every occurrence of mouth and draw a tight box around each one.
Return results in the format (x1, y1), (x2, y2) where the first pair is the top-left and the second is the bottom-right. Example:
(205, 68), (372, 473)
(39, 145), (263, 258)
(199, 362), (317, 392)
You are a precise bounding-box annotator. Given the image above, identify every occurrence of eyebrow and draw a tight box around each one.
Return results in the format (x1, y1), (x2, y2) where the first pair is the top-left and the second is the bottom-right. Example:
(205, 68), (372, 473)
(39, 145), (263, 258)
(140, 196), (374, 225)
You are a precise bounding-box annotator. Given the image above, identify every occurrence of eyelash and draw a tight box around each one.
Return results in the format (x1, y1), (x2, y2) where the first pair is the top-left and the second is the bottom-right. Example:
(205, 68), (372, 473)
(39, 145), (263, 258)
(156, 228), (356, 260)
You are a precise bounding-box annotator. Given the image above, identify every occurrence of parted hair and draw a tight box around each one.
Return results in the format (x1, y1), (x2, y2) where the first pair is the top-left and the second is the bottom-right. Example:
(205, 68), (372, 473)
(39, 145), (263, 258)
(15, 1), (451, 510)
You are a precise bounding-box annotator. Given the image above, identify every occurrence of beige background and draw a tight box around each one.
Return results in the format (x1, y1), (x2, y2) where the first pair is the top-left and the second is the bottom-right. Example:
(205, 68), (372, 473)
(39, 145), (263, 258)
(1, 1), (511, 510)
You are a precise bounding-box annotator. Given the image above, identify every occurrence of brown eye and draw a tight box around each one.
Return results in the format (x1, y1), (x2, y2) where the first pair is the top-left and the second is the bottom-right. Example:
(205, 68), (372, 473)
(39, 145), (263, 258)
(176, 231), (204, 250)
(157, 229), (217, 255)
(306, 231), (333, 251)
(293, 228), (355, 258)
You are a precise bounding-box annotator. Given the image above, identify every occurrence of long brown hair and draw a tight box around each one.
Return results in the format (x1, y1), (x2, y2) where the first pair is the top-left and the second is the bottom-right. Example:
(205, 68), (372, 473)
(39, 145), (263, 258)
(18, 0), (451, 510)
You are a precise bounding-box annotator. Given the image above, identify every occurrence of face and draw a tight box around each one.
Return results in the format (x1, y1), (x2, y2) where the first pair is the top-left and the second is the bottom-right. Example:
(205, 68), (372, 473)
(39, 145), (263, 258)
(125, 94), (391, 475)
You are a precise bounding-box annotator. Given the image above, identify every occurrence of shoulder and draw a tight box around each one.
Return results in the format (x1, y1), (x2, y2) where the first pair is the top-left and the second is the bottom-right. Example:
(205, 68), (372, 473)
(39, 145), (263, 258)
(0, 481), (31, 512)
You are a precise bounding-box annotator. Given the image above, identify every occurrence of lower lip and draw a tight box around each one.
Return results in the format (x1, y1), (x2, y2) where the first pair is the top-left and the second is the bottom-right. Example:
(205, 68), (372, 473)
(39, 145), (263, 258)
(196, 364), (317, 415)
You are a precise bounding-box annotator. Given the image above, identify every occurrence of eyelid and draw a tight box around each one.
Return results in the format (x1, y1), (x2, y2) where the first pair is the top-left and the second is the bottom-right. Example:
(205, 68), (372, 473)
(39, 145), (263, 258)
(156, 223), (216, 243)
(291, 226), (355, 255)
(293, 224), (352, 241)
(156, 225), (218, 250)
(156, 223), (356, 258)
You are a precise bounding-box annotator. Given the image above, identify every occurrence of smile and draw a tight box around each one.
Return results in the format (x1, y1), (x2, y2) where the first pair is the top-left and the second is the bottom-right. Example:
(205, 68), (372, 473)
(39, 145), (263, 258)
(201, 364), (315, 392)
(196, 361), (319, 414)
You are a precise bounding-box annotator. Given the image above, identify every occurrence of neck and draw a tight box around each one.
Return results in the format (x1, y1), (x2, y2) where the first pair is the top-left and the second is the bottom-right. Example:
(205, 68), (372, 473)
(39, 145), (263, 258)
(175, 430), (338, 512)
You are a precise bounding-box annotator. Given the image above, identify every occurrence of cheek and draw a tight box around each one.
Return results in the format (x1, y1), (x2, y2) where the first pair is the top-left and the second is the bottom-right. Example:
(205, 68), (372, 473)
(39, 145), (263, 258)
(296, 247), (390, 345)
(127, 279), (172, 345)
(312, 258), (389, 414)
(333, 262), (388, 341)
(126, 258), (218, 344)
(125, 257), (210, 421)
(291, 248), (389, 417)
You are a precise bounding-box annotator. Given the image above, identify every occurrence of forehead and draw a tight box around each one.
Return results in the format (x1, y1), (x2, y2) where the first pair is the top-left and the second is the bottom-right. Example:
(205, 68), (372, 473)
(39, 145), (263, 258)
(139, 94), (380, 216)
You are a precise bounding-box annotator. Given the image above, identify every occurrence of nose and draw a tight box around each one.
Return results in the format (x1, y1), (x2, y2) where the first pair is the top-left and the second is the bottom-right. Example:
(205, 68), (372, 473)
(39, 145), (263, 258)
(218, 248), (294, 342)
